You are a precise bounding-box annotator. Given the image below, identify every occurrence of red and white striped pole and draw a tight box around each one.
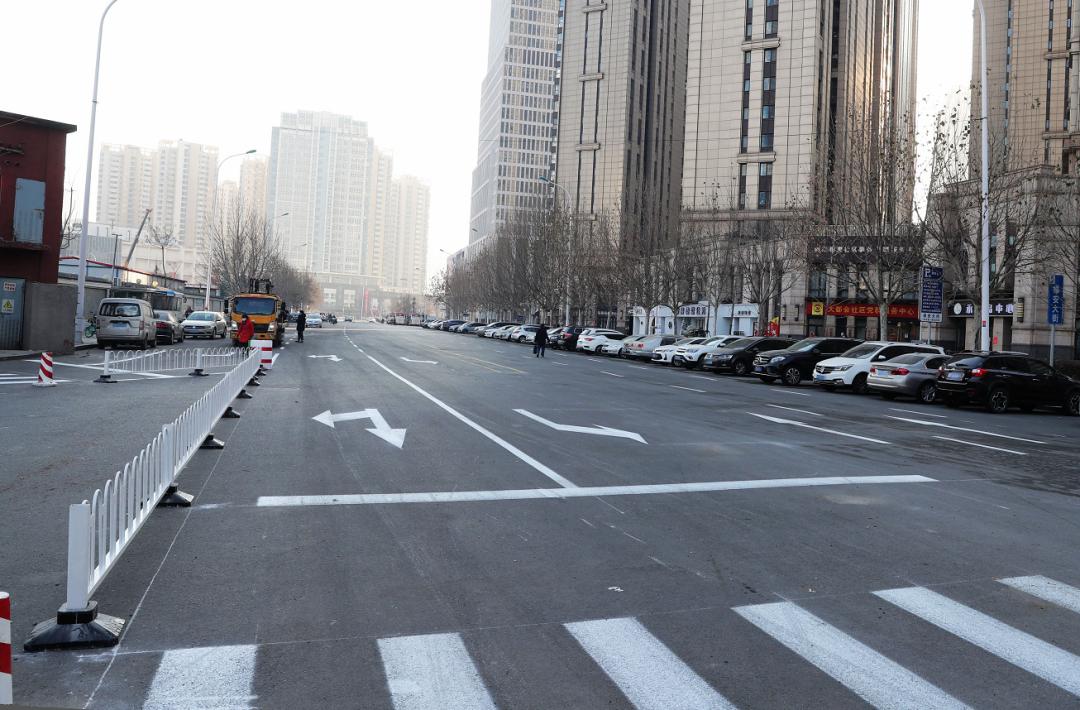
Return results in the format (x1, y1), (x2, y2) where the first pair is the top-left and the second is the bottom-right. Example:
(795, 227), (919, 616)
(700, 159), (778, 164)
(0, 591), (11, 704)
(259, 341), (273, 372)
(32, 352), (56, 388)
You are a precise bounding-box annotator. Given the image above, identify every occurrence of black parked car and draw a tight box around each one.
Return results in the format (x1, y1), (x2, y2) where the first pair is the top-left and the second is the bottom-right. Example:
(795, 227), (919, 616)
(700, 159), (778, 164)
(440, 319), (465, 331)
(936, 351), (1080, 415)
(753, 337), (863, 385)
(703, 336), (797, 376)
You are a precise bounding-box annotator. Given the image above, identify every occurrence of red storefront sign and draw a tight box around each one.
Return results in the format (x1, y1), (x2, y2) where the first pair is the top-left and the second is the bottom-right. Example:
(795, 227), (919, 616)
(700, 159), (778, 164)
(805, 302), (919, 319)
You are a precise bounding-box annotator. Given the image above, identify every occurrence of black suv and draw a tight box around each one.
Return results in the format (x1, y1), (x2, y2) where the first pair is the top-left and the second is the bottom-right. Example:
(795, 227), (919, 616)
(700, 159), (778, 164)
(937, 351), (1080, 415)
(753, 337), (863, 386)
(703, 336), (797, 375)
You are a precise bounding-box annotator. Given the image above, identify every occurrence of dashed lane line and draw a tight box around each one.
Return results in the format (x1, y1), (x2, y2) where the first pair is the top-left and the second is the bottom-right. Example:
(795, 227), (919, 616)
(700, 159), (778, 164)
(932, 435), (1026, 456)
(884, 416), (1046, 444)
(670, 385), (707, 393)
(749, 412), (890, 445)
(766, 404), (822, 417)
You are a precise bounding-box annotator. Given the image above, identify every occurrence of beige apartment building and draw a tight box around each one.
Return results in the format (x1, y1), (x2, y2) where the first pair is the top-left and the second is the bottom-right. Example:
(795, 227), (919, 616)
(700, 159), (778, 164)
(238, 155), (268, 222)
(95, 144), (153, 231)
(385, 176), (431, 295)
(554, 0), (691, 246)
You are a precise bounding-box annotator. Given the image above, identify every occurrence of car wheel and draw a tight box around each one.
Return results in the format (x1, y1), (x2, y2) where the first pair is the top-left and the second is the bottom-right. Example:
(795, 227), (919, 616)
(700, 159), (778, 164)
(517, 336), (525, 343)
(917, 381), (936, 404)
(782, 366), (802, 386)
(1065, 389), (1080, 416)
(986, 385), (1010, 413)
(733, 360), (749, 376)
(851, 373), (869, 395)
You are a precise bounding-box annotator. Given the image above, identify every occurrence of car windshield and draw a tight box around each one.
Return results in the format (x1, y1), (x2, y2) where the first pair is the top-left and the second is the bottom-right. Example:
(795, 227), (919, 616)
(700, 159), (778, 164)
(674, 338), (699, 346)
(946, 356), (986, 369)
(787, 338), (825, 352)
(840, 344), (880, 359)
(726, 338), (759, 349)
(153, 311), (172, 320)
(886, 353), (928, 365)
(701, 337), (727, 345)
(187, 312), (215, 321)
(100, 303), (141, 317)
(232, 297), (277, 315)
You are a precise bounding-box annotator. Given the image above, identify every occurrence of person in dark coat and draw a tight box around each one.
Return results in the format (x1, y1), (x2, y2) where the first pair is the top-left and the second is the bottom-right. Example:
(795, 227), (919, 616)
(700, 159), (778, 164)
(534, 324), (548, 358)
(296, 310), (307, 343)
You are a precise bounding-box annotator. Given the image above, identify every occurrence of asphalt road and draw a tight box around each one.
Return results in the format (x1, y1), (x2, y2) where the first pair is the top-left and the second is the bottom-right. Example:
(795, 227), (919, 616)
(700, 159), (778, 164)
(9, 322), (1080, 709)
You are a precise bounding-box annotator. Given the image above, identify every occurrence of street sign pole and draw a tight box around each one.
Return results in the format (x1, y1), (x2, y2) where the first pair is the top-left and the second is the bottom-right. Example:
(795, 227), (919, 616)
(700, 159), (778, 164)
(1048, 274), (1064, 366)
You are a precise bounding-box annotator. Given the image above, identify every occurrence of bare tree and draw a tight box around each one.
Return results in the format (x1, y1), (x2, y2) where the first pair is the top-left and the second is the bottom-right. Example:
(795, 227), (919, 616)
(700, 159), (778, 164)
(146, 224), (179, 276)
(209, 199), (281, 297)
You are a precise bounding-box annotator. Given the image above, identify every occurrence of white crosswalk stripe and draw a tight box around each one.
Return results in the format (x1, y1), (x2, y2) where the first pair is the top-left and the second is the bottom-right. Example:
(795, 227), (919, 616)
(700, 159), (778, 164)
(999, 575), (1080, 615)
(734, 601), (971, 710)
(565, 617), (736, 710)
(378, 632), (497, 710)
(875, 586), (1080, 697)
(143, 644), (257, 709)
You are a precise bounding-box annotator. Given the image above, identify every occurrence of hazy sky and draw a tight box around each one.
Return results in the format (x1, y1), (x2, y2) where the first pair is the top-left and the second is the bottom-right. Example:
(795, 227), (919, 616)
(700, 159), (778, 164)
(8, 1), (972, 279)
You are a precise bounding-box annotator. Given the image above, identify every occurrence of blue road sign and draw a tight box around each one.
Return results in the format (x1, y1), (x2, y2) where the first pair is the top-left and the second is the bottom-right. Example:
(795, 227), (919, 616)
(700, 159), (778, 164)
(1048, 274), (1065, 325)
(920, 265), (944, 323)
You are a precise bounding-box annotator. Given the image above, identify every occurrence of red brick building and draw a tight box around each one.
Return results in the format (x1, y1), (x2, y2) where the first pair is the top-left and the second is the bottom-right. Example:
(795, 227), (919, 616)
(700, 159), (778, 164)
(0, 110), (77, 352)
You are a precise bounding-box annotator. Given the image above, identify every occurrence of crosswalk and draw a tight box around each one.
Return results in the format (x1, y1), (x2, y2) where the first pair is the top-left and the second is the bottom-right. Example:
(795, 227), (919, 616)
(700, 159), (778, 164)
(97, 574), (1080, 709)
(0, 373), (67, 385)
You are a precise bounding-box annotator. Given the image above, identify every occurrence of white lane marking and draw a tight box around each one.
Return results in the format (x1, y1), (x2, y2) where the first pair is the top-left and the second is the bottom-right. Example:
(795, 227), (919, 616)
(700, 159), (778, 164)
(0, 378), (71, 385)
(515, 409), (646, 444)
(777, 389), (812, 397)
(378, 632), (496, 710)
(932, 435), (1026, 456)
(890, 407), (948, 419)
(748, 412), (890, 445)
(38, 360), (177, 378)
(254, 475), (936, 507)
(551, 362), (568, 366)
(600, 371), (625, 378)
(875, 586), (1080, 696)
(884, 416), (1046, 444)
(308, 354), (343, 362)
(999, 576), (1080, 614)
(587, 357), (603, 362)
(734, 602), (970, 710)
(565, 617), (736, 710)
(271, 353), (280, 365)
(689, 375), (713, 381)
(766, 404), (822, 417)
(629, 365), (649, 370)
(401, 357), (439, 364)
(671, 385), (707, 393)
(359, 348), (577, 488)
(143, 644), (257, 710)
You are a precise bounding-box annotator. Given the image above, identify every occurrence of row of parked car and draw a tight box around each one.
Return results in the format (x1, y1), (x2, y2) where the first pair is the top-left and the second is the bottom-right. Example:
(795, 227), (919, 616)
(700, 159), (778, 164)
(421, 319), (1080, 415)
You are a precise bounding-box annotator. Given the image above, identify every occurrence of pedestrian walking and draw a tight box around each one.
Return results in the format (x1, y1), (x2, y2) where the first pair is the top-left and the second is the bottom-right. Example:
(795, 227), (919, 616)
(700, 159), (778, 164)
(534, 324), (548, 358)
(296, 309), (306, 343)
(237, 314), (255, 350)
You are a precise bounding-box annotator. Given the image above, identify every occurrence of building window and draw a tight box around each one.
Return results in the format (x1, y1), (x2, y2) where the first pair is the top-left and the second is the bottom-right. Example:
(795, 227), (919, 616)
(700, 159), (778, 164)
(758, 191), (771, 209)
(762, 105), (773, 118)
(765, 20), (778, 37)
(763, 77), (774, 91)
(760, 133), (773, 150)
(759, 162), (773, 176)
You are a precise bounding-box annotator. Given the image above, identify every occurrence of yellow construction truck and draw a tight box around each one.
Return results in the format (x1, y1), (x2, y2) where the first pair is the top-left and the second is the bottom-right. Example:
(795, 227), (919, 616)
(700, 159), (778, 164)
(228, 279), (287, 347)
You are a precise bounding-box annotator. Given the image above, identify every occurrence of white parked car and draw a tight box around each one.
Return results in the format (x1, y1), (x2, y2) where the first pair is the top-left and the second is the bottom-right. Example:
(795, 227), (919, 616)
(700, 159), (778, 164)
(673, 335), (743, 369)
(577, 330), (627, 353)
(491, 325), (516, 340)
(181, 311), (228, 339)
(601, 335), (644, 357)
(813, 341), (945, 394)
(652, 337), (706, 364)
(508, 325), (542, 343)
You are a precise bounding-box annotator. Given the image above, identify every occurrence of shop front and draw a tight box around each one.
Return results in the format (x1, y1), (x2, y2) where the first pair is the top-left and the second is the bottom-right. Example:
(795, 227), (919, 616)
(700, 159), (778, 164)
(805, 301), (919, 340)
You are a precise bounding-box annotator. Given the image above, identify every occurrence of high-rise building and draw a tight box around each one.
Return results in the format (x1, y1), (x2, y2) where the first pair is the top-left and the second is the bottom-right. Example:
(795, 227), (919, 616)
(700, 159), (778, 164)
(95, 144), (153, 229)
(468, 0), (561, 247)
(238, 155), (268, 221)
(366, 148), (395, 279)
(151, 140), (219, 250)
(384, 176), (431, 294)
(266, 110), (374, 276)
(554, 0), (690, 246)
(972, 0), (1079, 173)
(682, 0), (919, 219)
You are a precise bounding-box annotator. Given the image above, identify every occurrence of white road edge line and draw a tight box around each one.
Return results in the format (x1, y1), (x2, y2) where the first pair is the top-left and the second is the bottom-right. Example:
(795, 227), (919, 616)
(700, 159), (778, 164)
(600, 371), (625, 378)
(884, 415), (1046, 444)
(359, 346), (577, 488)
(378, 632), (496, 710)
(253, 475), (936, 507)
(932, 435), (1026, 456)
(890, 407), (948, 419)
(766, 404), (822, 417)
(749, 412), (890, 445)
(670, 385), (707, 393)
(734, 602), (970, 710)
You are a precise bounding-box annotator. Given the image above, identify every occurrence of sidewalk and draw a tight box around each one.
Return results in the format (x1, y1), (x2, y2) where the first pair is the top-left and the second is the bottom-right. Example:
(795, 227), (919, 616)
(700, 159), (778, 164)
(0, 335), (98, 361)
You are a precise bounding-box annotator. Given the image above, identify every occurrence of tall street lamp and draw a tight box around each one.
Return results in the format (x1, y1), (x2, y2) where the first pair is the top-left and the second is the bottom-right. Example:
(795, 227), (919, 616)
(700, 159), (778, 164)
(75, 0), (122, 346)
(975, 0), (991, 351)
(205, 149), (257, 309)
(539, 175), (573, 326)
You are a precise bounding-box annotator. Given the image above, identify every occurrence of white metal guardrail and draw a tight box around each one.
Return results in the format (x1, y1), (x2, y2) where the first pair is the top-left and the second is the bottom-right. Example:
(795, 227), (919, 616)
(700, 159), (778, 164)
(101, 346), (248, 375)
(24, 348), (263, 651)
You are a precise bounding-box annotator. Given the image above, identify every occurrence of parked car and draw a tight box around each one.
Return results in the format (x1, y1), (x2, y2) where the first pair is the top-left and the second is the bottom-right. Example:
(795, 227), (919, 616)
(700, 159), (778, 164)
(602, 335), (645, 357)
(936, 351), (1080, 414)
(153, 310), (185, 345)
(867, 352), (951, 403)
(813, 341), (945, 394)
(492, 324), (518, 340)
(480, 322), (517, 337)
(509, 325), (542, 343)
(577, 332), (627, 353)
(306, 313), (323, 328)
(440, 320), (465, 331)
(753, 337), (863, 386)
(673, 335), (744, 369)
(623, 334), (680, 361)
(96, 298), (158, 349)
(181, 310), (228, 339)
(704, 337), (798, 376)
(651, 337), (705, 364)
(426, 320), (443, 329)
(554, 326), (588, 350)
(457, 321), (488, 333)
(344, 315), (353, 322)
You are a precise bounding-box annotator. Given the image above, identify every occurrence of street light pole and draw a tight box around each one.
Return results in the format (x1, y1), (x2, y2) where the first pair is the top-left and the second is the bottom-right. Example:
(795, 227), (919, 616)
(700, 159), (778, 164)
(205, 149), (257, 309)
(540, 175), (573, 326)
(976, 0), (991, 351)
(74, 0), (121, 346)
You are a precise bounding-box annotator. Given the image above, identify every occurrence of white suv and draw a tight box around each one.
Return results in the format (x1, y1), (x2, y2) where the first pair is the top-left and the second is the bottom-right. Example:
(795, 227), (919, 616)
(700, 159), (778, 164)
(673, 335), (743, 369)
(576, 328), (624, 352)
(813, 342), (945, 394)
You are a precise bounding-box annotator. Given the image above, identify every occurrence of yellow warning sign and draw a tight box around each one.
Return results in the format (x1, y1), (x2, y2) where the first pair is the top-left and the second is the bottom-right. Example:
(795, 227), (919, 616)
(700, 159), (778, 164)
(1, 299), (14, 314)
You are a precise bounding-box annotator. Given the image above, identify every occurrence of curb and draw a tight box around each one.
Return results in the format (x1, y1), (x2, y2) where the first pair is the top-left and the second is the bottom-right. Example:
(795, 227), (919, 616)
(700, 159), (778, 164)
(0, 342), (97, 362)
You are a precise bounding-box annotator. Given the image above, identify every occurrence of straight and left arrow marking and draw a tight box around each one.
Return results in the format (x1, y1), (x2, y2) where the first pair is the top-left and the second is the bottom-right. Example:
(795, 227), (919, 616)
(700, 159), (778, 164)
(312, 409), (406, 448)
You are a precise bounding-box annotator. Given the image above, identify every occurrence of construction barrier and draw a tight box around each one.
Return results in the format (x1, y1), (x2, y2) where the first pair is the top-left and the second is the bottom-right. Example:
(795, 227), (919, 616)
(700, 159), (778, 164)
(31, 352), (55, 388)
(259, 342), (273, 372)
(24, 348), (262, 652)
(100, 347), (249, 377)
(0, 592), (10, 704)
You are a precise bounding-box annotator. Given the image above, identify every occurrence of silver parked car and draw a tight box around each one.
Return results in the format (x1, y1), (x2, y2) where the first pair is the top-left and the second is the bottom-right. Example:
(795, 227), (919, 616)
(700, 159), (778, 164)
(624, 334), (679, 361)
(182, 311), (228, 339)
(96, 298), (157, 349)
(867, 352), (951, 403)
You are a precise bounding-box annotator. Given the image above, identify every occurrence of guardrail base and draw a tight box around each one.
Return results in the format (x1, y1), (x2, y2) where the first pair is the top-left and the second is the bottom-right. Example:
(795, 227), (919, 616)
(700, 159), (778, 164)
(222, 406), (241, 419)
(247, 377), (261, 387)
(189, 368), (207, 377)
(23, 601), (124, 652)
(236, 389), (253, 399)
(94, 373), (116, 384)
(200, 434), (225, 450)
(158, 484), (194, 508)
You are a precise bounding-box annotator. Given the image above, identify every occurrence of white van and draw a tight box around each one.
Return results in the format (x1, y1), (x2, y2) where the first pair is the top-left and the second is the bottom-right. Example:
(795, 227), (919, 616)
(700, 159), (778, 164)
(96, 298), (157, 349)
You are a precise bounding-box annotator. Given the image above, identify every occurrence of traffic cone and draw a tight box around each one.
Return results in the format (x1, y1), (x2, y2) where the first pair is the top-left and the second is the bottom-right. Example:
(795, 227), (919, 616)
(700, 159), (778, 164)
(32, 352), (57, 387)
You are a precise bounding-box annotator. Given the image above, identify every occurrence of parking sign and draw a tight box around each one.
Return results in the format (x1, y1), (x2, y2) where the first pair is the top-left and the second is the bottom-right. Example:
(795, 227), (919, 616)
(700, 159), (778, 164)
(919, 265), (943, 323)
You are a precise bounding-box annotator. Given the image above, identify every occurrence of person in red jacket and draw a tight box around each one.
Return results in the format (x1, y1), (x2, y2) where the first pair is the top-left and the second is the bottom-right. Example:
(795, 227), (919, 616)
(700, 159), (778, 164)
(237, 314), (255, 349)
